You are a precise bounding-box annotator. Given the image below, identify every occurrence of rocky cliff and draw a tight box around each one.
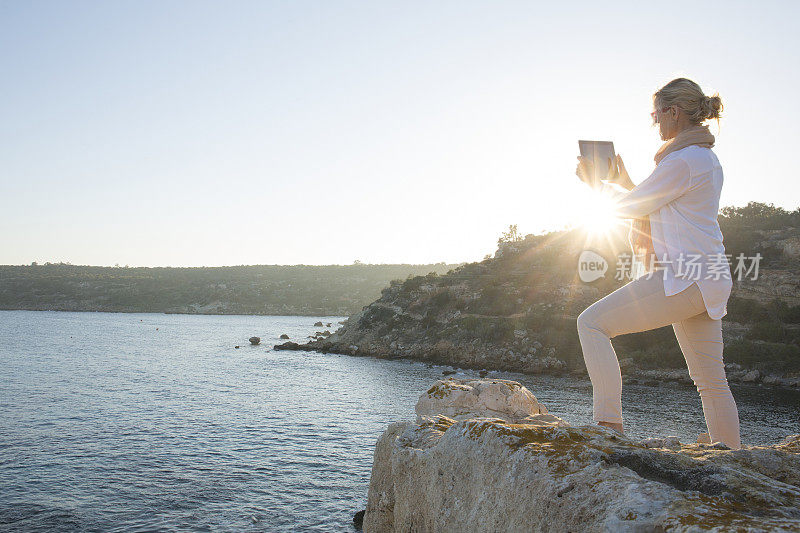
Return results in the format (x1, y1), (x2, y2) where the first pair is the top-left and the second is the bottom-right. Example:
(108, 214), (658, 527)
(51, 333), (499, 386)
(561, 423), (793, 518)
(277, 211), (800, 386)
(362, 378), (800, 532)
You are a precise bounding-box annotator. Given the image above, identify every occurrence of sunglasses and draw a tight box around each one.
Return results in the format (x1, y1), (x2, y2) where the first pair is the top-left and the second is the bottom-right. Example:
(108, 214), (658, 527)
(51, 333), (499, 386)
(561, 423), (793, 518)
(651, 106), (672, 124)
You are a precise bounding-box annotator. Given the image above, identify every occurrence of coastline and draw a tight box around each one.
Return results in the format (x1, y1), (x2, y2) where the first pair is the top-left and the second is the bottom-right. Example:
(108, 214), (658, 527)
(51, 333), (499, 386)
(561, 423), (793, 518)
(0, 307), (350, 319)
(3, 307), (795, 389)
(275, 335), (800, 389)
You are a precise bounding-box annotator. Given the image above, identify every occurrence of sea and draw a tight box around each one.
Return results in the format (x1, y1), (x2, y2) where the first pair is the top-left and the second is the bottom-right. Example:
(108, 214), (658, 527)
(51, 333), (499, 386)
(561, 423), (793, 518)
(1, 310), (798, 532)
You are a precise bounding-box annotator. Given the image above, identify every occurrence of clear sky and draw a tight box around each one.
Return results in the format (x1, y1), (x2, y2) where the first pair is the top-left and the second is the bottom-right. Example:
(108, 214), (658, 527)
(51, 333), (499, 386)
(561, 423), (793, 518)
(2, 1), (798, 267)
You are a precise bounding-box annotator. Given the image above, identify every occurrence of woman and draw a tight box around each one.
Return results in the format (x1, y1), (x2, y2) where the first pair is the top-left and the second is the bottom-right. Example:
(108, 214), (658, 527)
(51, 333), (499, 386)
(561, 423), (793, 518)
(574, 78), (741, 450)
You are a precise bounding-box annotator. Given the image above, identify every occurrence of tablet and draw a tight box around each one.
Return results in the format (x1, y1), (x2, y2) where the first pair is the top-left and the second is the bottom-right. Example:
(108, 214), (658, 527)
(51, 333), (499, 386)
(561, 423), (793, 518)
(578, 140), (615, 182)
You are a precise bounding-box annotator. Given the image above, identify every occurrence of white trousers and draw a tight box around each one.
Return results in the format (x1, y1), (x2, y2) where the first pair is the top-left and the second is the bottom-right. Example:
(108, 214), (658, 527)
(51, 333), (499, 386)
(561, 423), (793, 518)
(576, 274), (741, 450)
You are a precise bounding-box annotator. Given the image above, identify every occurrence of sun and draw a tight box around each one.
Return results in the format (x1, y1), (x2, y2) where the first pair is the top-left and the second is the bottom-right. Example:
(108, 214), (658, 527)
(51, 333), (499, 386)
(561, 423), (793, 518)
(575, 189), (625, 237)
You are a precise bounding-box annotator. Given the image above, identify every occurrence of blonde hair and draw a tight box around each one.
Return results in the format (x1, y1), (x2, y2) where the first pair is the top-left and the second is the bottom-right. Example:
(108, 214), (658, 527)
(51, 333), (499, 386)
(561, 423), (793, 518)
(654, 78), (722, 125)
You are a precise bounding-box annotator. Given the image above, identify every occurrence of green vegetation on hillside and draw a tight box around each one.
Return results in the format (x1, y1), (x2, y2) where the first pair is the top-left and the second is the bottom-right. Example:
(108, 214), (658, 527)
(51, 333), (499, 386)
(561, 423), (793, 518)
(333, 202), (800, 376)
(0, 263), (462, 316)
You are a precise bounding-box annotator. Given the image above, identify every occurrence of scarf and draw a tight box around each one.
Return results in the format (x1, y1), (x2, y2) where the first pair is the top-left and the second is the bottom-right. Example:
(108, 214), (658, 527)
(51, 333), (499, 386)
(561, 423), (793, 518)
(630, 124), (715, 270)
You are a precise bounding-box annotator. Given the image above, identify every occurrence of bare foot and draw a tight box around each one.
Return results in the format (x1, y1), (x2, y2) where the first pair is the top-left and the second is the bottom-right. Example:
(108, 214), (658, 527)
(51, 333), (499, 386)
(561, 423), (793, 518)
(598, 421), (624, 435)
(696, 432), (711, 444)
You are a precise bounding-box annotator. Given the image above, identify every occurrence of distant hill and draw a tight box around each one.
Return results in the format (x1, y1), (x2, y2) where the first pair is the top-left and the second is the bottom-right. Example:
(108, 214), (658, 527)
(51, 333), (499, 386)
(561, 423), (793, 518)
(0, 263), (464, 316)
(281, 202), (800, 385)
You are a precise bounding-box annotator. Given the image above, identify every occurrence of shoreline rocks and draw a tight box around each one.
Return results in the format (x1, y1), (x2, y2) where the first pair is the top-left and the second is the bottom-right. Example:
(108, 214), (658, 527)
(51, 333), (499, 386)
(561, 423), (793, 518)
(273, 341), (301, 351)
(272, 337), (800, 388)
(363, 378), (800, 532)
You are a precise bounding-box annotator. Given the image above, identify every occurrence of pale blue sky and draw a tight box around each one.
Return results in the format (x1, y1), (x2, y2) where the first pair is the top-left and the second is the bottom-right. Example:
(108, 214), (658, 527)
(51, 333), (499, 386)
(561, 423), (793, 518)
(2, 1), (798, 266)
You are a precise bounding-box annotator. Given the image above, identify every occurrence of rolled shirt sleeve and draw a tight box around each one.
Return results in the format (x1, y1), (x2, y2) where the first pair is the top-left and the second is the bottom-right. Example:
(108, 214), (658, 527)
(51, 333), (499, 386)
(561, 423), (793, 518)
(599, 157), (692, 219)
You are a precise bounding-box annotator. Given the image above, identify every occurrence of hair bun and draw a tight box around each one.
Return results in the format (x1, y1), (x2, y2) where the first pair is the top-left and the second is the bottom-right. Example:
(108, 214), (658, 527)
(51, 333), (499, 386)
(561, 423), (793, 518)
(704, 94), (723, 120)
(655, 78), (722, 124)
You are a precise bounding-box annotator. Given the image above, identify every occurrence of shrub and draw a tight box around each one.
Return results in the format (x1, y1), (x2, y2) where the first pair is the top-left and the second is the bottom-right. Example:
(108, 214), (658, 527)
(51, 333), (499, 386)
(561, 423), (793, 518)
(771, 300), (800, 324)
(724, 339), (800, 372)
(726, 296), (769, 323)
(429, 289), (454, 309)
(421, 311), (439, 328)
(358, 305), (396, 329)
(402, 275), (425, 291)
(745, 321), (787, 342)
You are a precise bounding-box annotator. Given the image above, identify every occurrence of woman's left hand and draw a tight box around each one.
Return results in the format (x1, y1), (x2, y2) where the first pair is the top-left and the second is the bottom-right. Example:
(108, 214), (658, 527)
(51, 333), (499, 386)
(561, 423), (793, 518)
(576, 156), (600, 190)
(605, 155), (635, 191)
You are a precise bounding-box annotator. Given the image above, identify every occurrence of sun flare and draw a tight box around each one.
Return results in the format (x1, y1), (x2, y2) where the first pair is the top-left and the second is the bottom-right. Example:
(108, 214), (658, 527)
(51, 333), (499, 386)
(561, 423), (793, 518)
(575, 190), (624, 237)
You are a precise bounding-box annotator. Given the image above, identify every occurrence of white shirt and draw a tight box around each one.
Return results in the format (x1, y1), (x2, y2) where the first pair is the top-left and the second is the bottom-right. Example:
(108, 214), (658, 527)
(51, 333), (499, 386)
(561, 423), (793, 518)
(600, 145), (733, 320)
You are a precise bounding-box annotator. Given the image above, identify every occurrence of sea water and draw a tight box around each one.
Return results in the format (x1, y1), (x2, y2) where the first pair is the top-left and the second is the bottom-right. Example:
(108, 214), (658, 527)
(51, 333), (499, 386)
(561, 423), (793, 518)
(1, 310), (797, 531)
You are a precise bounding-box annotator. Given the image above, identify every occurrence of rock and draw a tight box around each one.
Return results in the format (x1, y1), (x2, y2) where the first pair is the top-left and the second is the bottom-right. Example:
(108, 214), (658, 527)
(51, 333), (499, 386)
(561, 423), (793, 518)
(326, 322), (332, 327)
(273, 341), (301, 351)
(734, 270), (800, 306)
(641, 436), (682, 449)
(249, 336), (260, 345)
(656, 368), (689, 381)
(353, 509), (365, 528)
(742, 369), (761, 383)
(761, 374), (776, 385)
(314, 321), (323, 326)
(722, 321), (749, 341)
(279, 333), (290, 339)
(364, 378), (800, 532)
(234, 345), (240, 349)
(417, 379), (549, 422)
(441, 370), (455, 376)
(779, 236), (800, 259)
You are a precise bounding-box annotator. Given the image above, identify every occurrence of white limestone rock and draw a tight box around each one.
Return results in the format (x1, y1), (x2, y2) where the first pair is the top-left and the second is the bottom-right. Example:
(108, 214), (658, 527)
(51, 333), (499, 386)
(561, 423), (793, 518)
(364, 378), (800, 532)
(415, 378), (549, 423)
(640, 436), (683, 449)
